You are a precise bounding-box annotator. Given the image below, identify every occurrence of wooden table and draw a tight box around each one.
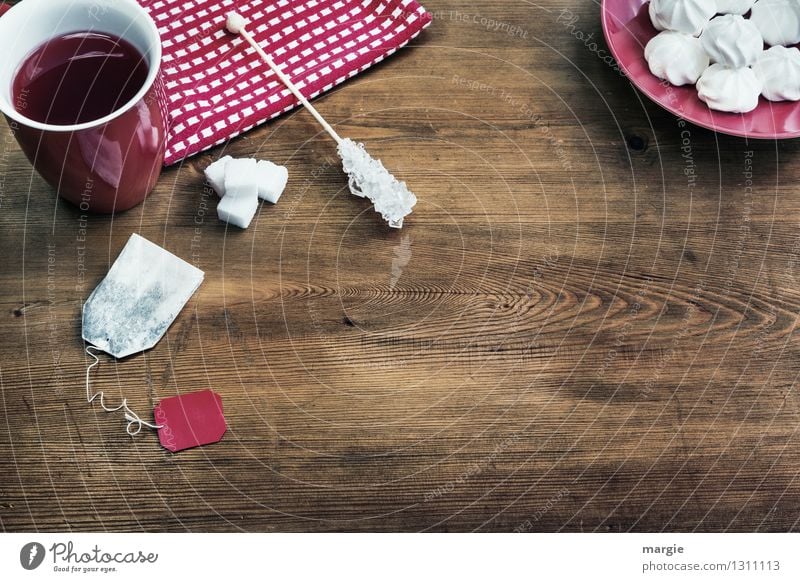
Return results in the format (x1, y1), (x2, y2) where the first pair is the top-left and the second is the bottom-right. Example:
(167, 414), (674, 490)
(2, 0), (800, 532)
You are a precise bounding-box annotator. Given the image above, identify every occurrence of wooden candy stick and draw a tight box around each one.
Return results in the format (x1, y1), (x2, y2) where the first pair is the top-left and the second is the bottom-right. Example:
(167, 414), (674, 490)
(225, 12), (417, 228)
(226, 13), (341, 145)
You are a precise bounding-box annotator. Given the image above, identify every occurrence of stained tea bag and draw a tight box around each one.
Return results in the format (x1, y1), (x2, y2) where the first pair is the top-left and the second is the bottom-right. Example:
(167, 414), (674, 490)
(83, 233), (204, 357)
(82, 233), (206, 437)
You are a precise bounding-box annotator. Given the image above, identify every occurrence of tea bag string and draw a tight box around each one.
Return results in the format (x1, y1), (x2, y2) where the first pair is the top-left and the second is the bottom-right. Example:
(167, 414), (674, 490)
(85, 345), (163, 436)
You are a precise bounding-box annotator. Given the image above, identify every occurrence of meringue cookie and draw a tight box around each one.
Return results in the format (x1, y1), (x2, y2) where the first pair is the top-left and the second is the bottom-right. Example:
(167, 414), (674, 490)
(752, 45), (800, 101)
(750, 0), (800, 46)
(645, 31), (710, 85)
(715, 0), (756, 14)
(700, 14), (763, 68)
(649, 0), (717, 36)
(696, 64), (763, 112)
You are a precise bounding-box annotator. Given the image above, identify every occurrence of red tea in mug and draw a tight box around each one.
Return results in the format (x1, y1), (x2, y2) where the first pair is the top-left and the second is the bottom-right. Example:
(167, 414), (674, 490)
(12, 31), (148, 125)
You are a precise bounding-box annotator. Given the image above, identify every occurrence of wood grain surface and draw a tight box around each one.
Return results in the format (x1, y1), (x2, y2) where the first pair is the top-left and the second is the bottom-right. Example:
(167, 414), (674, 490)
(2, 0), (800, 532)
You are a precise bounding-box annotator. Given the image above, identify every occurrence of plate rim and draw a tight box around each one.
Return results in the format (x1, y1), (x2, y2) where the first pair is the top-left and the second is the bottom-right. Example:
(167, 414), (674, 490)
(600, 0), (799, 140)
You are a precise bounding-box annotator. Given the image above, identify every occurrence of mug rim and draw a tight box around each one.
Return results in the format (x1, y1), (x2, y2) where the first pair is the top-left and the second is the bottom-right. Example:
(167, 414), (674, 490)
(0, 0), (162, 133)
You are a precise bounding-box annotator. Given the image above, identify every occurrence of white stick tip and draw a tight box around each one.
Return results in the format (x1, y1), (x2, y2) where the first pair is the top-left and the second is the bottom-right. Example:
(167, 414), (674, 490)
(226, 12), (249, 34)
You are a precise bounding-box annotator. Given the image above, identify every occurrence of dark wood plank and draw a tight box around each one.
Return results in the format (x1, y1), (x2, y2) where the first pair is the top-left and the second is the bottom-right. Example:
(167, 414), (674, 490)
(2, 0), (800, 532)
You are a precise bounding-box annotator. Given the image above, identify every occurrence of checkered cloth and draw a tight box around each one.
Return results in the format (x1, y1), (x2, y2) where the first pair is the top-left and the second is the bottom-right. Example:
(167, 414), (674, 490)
(140, 0), (431, 165)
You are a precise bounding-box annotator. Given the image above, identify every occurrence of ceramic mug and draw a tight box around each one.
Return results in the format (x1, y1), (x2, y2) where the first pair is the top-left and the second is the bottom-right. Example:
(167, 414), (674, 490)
(0, 0), (165, 213)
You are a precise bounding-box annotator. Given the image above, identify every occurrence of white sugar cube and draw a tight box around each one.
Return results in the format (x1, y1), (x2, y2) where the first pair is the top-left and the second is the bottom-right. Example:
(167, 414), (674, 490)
(204, 155), (232, 196)
(206, 155), (287, 206)
(256, 160), (288, 203)
(217, 194), (259, 229)
(223, 158), (259, 198)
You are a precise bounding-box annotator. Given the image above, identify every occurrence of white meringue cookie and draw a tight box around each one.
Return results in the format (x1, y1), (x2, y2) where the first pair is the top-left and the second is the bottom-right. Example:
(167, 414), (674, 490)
(752, 45), (800, 101)
(696, 64), (763, 112)
(645, 31), (710, 85)
(700, 14), (763, 68)
(750, 0), (800, 46)
(715, 0), (756, 14)
(649, 0), (717, 36)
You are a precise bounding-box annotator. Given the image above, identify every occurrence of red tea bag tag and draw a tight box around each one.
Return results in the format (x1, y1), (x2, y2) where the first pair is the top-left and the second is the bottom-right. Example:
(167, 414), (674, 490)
(154, 390), (226, 452)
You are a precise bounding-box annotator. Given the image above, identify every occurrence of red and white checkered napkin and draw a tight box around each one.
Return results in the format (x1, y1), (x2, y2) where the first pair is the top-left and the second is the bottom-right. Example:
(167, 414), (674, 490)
(140, 0), (431, 165)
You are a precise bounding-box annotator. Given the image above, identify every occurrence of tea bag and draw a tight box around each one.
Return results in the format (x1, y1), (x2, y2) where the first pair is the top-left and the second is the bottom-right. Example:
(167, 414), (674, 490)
(82, 233), (204, 435)
(83, 233), (204, 358)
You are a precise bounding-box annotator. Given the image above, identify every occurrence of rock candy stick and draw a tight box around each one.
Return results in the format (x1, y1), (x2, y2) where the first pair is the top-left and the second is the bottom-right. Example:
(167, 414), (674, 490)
(225, 12), (417, 228)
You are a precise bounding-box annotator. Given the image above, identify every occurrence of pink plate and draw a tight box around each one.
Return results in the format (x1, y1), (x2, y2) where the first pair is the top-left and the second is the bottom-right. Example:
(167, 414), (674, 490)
(601, 0), (800, 139)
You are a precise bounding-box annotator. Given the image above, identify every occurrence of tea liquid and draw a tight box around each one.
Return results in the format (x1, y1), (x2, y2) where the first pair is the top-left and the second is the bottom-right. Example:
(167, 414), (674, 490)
(12, 31), (148, 125)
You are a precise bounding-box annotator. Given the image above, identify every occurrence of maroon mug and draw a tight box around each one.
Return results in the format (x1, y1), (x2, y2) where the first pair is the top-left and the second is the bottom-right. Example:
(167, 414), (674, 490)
(0, 0), (166, 213)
